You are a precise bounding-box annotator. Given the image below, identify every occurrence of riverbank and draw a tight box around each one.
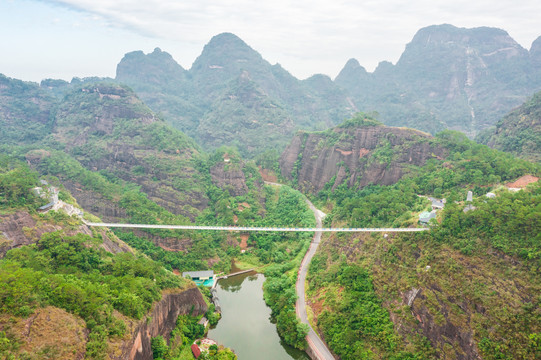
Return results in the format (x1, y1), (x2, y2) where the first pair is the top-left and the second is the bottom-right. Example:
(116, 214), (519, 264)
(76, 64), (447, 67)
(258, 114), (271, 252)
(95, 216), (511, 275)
(209, 272), (310, 360)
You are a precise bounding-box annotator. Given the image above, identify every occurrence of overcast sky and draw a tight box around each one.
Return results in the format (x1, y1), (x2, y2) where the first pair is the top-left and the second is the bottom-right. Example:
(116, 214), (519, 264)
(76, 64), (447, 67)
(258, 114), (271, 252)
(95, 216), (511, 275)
(2, 0), (541, 83)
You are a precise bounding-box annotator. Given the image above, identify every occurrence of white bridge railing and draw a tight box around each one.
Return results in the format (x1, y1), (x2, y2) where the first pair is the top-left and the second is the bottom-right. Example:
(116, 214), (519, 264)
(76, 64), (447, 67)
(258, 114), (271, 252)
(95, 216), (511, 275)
(84, 222), (428, 232)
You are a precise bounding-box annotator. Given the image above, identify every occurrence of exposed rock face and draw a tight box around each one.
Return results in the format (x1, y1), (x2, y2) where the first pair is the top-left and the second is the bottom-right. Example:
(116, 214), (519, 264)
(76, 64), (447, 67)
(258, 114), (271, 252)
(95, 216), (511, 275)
(280, 124), (446, 193)
(336, 24), (541, 137)
(115, 287), (208, 360)
(404, 288), (481, 360)
(62, 180), (128, 222)
(0, 211), (59, 257)
(0, 210), (131, 258)
(210, 162), (250, 196)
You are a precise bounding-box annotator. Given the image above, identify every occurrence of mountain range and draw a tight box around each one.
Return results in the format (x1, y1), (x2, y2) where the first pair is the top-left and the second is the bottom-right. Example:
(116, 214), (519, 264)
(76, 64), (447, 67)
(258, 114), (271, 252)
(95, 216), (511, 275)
(111, 24), (541, 155)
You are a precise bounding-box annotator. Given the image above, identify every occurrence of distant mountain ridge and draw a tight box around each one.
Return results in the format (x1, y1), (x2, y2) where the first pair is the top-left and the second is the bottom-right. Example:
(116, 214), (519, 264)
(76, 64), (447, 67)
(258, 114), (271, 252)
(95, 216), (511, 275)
(114, 25), (541, 155)
(116, 33), (354, 157)
(336, 24), (541, 137)
(477, 90), (541, 162)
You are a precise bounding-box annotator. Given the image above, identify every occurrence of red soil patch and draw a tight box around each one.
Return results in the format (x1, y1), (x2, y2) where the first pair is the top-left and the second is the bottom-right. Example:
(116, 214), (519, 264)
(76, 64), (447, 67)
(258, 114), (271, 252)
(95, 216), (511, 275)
(172, 269), (181, 275)
(259, 167), (278, 182)
(239, 234), (249, 249)
(336, 148), (353, 155)
(506, 175), (539, 189)
(238, 202), (251, 211)
(359, 148), (370, 158)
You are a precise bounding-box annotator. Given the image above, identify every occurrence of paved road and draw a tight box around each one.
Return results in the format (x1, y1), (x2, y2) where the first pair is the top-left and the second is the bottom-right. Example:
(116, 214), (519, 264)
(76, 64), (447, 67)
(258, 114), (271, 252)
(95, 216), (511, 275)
(84, 221), (427, 232)
(295, 199), (335, 360)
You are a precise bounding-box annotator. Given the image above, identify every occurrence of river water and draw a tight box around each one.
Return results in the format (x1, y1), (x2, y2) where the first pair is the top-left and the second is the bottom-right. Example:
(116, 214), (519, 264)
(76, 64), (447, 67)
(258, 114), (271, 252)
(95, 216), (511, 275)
(207, 272), (310, 360)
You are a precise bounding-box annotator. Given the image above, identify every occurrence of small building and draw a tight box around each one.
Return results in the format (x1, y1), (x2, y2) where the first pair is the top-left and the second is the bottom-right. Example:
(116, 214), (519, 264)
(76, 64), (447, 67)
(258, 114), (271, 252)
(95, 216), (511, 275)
(198, 317), (209, 328)
(191, 344), (201, 359)
(429, 197), (445, 210)
(182, 270), (215, 281)
(38, 202), (55, 212)
(419, 211), (436, 224)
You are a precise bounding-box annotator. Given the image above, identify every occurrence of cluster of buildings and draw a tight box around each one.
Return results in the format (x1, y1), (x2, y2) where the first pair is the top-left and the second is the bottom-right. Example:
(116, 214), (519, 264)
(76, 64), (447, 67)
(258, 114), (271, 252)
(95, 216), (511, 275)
(418, 174), (539, 225)
(419, 197), (445, 224)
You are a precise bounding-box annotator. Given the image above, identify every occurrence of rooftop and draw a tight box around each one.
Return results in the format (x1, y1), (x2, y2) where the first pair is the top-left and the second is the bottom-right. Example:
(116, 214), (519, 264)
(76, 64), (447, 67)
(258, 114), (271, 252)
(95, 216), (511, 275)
(182, 270), (215, 279)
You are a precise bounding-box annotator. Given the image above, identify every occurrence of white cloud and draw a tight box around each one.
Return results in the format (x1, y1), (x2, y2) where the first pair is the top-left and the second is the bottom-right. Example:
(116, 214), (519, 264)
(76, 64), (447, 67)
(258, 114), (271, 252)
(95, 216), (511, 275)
(18, 1), (541, 79)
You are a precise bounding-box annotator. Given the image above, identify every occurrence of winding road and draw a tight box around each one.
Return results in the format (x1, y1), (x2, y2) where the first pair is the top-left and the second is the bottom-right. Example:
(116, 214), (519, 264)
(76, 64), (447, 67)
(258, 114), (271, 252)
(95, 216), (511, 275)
(83, 181), (427, 359)
(295, 199), (335, 360)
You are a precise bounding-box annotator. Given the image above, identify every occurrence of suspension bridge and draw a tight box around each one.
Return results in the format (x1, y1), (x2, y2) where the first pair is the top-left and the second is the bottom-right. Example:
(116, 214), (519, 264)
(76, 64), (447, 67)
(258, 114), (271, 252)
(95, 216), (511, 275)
(83, 221), (428, 232)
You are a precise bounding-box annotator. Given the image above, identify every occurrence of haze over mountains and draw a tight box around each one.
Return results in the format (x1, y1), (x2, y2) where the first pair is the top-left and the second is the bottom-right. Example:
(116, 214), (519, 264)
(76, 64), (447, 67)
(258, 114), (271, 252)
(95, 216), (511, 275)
(2, 23), (540, 163)
(112, 24), (541, 154)
(1, 22), (541, 360)
(3, 24), (537, 158)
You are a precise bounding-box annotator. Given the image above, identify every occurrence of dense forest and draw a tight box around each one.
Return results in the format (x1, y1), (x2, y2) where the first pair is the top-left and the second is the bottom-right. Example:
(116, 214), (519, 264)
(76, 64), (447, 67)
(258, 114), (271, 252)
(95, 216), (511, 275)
(301, 128), (541, 359)
(1, 30), (541, 358)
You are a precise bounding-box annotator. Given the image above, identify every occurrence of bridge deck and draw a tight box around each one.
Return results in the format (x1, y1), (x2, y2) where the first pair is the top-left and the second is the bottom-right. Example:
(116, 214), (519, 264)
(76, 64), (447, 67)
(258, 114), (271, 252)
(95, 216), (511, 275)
(84, 222), (428, 232)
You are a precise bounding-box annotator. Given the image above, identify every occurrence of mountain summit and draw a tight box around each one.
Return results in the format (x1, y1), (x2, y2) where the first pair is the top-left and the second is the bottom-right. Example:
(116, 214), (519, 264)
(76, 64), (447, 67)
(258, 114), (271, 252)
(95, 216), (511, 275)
(115, 33), (353, 156)
(336, 24), (541, 137)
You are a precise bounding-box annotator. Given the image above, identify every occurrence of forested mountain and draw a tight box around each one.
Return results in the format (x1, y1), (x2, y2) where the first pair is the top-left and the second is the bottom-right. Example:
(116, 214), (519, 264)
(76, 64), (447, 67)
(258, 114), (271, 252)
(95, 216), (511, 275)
(0, 77), (316, 356)
(0, 156), (215, 359)
(308, 182), (540, 359)
(116, 34), (354, 156)
(0, 74), (57, 144)
(1, 22), (541, 360)
(276, 115), (541, 360)
(477, 90), (541, 162)
(336, 24), (541, 137)
(114, 25), (541, 156)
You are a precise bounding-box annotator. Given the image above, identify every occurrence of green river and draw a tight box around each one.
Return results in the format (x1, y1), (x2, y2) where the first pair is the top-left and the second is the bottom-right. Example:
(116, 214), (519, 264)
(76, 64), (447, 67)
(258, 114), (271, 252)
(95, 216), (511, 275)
(207, 271), (310, 360)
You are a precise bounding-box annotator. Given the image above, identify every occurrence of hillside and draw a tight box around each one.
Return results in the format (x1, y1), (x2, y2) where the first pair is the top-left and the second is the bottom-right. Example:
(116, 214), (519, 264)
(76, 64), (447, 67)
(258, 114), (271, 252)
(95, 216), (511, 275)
(335, 24), (541, 137)
(284, 115), (541, 359)
(477, 90), (541, 162)
(308, 182), (541, 359)
(0, 74), (57, 145)
(0, 159), (212, 359)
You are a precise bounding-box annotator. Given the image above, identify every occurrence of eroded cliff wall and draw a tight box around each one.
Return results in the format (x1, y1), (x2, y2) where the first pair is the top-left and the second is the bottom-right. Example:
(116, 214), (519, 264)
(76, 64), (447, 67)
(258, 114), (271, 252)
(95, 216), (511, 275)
(280, 125), (447, 193)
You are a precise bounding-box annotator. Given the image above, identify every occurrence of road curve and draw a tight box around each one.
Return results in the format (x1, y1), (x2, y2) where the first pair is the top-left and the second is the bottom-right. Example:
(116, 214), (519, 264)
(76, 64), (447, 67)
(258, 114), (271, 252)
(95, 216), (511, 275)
(295, 199), (335, 360)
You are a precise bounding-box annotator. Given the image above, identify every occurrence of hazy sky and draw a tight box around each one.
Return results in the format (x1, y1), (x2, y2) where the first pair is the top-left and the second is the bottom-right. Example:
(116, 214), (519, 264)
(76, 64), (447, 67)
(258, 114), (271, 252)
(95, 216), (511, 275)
(2, 0), (541, 83)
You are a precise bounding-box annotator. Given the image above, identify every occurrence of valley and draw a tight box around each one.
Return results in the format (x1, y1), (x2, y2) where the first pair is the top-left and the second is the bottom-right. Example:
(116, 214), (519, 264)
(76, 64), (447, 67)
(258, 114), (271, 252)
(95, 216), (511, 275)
(1, 22), (540, 360)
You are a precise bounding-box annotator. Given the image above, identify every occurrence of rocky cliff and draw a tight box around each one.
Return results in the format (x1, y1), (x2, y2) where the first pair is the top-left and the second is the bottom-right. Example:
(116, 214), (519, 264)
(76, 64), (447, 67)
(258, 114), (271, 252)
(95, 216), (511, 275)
(49, 83), (209, 219)
(280, 118), (446, 193)
(335, 24), (541, 137)
(0, 210), (131, 257)
(113, 287), (208, 360)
